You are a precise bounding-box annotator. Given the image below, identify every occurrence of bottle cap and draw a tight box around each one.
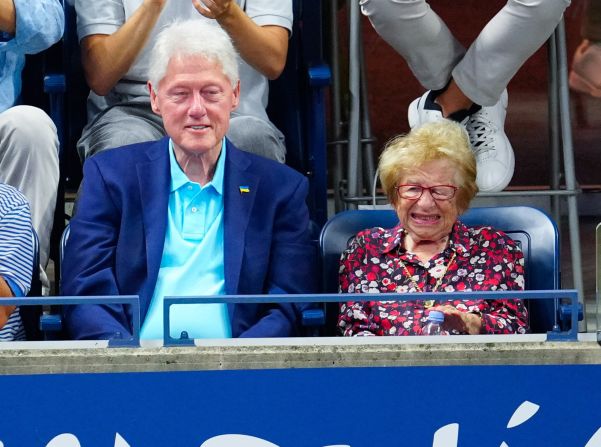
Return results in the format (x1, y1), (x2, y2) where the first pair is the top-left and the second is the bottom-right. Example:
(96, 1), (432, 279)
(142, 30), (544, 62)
(427, 310), (444, 323)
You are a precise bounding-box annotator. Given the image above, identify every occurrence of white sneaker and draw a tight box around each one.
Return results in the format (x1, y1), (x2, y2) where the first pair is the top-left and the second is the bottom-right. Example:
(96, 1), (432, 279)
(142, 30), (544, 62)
(465, 90), (514, 192)
(408, 90), (476, 128)
(408, 90), (446, 128)
(407, 89), (514, 192)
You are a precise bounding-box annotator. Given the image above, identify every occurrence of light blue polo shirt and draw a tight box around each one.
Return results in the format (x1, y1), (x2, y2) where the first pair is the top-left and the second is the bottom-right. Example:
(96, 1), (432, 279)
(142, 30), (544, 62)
(140, 140), (231, 340)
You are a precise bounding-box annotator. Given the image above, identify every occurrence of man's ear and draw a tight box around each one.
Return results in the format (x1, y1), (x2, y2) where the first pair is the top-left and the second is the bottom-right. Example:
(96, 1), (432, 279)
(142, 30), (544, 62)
(148, 81), (161, 115)
(231, 80), (241, 111)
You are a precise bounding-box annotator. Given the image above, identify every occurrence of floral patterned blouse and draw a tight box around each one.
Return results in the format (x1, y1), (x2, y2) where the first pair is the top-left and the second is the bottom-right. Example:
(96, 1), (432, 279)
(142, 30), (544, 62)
(338, 221), (529, 336)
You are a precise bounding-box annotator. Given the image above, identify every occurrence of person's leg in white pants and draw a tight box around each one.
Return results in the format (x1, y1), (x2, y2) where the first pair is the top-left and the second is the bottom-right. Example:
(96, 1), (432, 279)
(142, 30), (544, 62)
(455, 0), (571, 107)
(360, 0), (465, 92)
(360, 0), (570, 191)
(0, 105), (59, 292)
(360, 0), (570, 105)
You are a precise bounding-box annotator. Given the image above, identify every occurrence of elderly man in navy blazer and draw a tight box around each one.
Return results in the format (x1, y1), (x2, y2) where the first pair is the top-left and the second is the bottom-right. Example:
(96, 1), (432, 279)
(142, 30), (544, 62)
(61, 20), (316, 340)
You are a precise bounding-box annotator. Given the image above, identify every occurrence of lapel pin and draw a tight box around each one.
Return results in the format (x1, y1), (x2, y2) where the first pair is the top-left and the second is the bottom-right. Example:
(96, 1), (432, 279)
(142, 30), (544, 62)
(239, 186), (250, 194)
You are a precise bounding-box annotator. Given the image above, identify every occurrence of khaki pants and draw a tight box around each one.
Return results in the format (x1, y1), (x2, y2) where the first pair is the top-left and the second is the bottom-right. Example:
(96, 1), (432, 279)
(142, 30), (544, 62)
(0, 105), (59, 291)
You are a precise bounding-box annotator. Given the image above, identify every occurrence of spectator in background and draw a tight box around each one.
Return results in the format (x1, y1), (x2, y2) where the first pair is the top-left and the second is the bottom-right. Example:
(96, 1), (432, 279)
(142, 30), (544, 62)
(76, 0), (291, 163)
(569, 0), (601, 98)
(0, 183), (34, 341)
(62, 20), (315, 340)
(361, 0), (570, 192)
(338, 120), (528, 336)
(0, 0), (63, 293)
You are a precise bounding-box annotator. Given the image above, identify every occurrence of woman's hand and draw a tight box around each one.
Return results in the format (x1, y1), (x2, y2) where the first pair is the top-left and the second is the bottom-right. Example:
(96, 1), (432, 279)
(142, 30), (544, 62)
(430, 305), (482, 335)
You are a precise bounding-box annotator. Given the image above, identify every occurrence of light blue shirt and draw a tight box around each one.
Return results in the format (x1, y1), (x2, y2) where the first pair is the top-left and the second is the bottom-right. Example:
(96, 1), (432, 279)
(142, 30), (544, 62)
(0, 0), (64, 111)
(140, 141), (231, 340)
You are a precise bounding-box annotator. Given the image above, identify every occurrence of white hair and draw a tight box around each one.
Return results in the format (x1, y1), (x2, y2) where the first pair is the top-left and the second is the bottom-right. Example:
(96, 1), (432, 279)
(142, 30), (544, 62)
(148, 19), (240, 89)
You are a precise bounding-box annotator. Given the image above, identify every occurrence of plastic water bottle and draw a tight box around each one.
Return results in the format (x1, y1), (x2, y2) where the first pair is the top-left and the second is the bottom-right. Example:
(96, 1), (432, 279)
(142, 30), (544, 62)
(422, 310), (445, 335)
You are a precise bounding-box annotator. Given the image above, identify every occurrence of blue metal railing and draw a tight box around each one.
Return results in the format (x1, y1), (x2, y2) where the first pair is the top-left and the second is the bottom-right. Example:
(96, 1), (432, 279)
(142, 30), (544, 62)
(162, 289), (580, 346)
(6, 296), (140, 347)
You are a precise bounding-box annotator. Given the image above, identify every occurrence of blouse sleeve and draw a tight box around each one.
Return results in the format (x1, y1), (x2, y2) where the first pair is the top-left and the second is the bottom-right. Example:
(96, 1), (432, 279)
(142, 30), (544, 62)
(479, 235), (529, 334)
(337, 232), (376, 336)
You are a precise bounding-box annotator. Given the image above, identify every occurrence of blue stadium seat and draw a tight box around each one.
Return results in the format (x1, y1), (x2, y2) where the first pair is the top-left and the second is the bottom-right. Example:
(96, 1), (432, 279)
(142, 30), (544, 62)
(267, 0), (330, 227)
(319, 206), (565, 335)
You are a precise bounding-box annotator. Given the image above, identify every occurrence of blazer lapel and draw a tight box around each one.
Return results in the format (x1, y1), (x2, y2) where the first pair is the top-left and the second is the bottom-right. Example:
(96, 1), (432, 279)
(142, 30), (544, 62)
(137, 139), (170, 315)
(223, 142), (259, 300)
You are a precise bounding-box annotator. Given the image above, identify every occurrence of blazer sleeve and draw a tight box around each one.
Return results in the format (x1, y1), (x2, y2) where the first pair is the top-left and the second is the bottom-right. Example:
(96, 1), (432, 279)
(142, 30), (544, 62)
(238, 175), (317, 337)
(61, 158), (132, 340)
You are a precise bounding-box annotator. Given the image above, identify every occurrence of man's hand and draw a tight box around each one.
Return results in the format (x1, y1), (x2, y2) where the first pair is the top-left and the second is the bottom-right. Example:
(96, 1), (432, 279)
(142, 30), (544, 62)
(192, 0), (234, 20)
(190, 0), (289, 80)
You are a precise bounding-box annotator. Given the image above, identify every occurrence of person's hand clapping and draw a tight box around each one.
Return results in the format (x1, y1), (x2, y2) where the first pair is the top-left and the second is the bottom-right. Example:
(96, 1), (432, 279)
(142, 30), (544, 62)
(192, 0), (234, 20)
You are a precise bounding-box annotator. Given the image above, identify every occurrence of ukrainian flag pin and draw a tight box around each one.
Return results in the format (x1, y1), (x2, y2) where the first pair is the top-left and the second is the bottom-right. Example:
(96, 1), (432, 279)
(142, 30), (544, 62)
(239, 185), (250, 194)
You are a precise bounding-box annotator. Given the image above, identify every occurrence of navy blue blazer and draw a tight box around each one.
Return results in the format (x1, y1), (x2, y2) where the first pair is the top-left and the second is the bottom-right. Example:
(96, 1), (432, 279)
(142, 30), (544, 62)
(61, 138), (317, 339)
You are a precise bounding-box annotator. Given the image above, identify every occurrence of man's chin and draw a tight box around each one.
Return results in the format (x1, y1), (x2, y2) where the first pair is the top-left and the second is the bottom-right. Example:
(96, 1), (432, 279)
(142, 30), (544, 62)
(173, 136), (221, 155)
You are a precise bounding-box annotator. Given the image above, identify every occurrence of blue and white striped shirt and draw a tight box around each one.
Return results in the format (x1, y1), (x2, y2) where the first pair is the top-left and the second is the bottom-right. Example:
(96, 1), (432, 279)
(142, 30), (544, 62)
(0, 183), (34, 340)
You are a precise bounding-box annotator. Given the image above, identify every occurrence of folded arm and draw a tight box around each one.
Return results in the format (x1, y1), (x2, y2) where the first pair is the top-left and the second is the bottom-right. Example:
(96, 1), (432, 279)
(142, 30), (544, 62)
(80, 0), (166, 95)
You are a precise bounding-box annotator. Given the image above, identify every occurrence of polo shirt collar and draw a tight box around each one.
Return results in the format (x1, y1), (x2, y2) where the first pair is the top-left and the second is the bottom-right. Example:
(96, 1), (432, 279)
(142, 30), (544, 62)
(168, 139), (226, 194)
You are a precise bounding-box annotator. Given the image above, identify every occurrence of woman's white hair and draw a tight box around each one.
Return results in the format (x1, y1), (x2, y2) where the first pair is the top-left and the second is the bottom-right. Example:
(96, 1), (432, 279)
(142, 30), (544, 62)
(148, 19), (240, 89)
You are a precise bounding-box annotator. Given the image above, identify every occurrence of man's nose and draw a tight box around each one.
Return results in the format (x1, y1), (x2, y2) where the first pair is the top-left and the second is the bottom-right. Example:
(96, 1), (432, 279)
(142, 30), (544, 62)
(189, 92), (207, 115)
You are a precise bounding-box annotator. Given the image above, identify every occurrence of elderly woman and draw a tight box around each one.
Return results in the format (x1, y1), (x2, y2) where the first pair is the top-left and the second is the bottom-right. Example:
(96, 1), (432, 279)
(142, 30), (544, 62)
(338, 120), (528, 336)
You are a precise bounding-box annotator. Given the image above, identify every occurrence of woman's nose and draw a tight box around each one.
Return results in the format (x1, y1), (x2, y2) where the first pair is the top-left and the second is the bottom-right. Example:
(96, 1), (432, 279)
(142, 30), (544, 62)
(417, 189), (436, 206)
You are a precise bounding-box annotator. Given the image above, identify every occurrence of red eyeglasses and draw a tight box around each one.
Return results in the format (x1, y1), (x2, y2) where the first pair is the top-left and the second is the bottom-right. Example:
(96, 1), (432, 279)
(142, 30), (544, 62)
(395, 184), (459, 201)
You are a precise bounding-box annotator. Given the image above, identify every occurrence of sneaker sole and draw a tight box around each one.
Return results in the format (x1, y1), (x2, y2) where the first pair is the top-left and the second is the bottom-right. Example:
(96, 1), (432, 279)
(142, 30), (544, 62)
(477, 143), (515, 192)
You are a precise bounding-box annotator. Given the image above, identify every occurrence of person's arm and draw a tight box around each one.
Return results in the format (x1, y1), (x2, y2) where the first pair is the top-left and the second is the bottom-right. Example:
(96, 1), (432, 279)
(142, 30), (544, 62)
(479, 237), (528, 334)
(435, 233), (529, 335)
(192, 0), (289, 79)
(0, 188), (33, 329)
(337, 233), (377, 336)
(1, 0), (63, 53)
(80, 0), (166, 96)
(0, 277), (16, 329)
(0, 0), (16, 34)
(431, 304), (483, 335)
(61, 158), (131, 340)
(237, 176), (316, 338)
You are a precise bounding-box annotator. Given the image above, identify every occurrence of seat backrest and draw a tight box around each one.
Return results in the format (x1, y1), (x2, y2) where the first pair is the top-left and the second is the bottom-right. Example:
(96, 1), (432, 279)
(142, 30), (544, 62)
(266, 0), (328, 226)
(59, 223), (71, 283)
(61, 0), (87, 189)
(320, 206), (560, 333)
